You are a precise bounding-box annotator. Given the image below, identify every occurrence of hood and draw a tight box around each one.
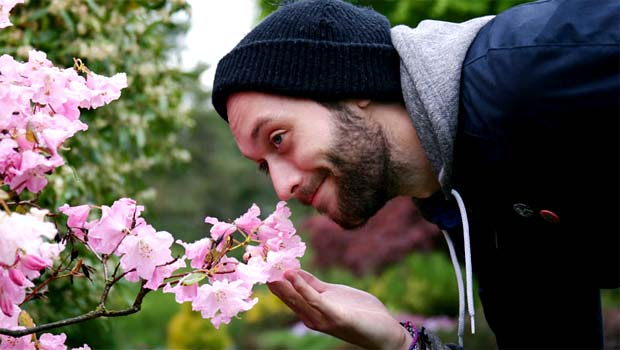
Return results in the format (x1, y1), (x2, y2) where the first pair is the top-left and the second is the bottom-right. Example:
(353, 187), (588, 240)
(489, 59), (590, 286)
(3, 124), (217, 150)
(391, 16), (493, 194)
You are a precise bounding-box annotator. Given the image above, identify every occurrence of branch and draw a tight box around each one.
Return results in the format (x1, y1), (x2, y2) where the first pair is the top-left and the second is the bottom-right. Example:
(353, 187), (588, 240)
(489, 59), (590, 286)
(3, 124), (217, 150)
(0, 283), (151, 338)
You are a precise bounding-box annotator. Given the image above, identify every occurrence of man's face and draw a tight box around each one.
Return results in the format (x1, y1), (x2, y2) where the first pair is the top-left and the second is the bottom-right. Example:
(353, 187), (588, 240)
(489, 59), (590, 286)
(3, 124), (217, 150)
(227, 92), (397, 229)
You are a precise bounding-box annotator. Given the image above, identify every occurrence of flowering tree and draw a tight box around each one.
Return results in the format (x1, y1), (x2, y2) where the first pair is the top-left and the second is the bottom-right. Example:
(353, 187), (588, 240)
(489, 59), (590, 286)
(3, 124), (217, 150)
(0, 1), (305, 348)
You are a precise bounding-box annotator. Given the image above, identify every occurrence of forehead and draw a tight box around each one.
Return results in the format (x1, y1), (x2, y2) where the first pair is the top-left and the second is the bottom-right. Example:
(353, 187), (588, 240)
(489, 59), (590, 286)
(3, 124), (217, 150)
(227, 92), (331, 147)
(227, 92), (283, 134)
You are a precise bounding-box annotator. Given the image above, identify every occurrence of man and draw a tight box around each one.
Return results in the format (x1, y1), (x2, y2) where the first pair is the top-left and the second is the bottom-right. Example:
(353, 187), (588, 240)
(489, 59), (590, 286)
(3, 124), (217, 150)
(212, 0), (619, 349)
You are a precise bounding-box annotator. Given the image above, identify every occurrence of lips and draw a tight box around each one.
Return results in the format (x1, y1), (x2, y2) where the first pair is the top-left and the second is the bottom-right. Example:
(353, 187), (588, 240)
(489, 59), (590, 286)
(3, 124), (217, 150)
(309, 175), (326, 209)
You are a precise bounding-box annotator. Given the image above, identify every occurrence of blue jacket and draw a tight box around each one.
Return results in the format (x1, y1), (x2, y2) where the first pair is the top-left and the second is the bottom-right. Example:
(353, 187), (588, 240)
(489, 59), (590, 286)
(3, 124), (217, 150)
(451, 0), (618, 348)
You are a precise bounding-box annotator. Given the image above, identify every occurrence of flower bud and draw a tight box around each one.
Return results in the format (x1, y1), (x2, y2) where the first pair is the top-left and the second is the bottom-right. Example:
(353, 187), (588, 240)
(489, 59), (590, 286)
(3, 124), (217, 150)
(0, 297), (14, 317)
(8, 268), (25, 286)
(21, 254), (48, 271)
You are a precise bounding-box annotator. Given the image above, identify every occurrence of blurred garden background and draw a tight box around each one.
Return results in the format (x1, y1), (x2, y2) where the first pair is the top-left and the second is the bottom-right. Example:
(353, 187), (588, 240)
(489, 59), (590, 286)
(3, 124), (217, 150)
(2, 0), (618, 349)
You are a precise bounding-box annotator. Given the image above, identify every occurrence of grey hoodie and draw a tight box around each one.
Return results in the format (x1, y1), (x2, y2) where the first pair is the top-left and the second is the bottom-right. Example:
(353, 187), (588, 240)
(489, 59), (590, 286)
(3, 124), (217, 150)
(391, 17), (494, 194)
(392, 18), (494, 350)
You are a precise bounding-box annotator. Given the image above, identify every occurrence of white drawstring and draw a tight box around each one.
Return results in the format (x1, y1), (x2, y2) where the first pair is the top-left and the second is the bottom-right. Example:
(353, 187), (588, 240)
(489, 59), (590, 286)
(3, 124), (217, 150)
(441, 229), (465, 347)
(441, 189), (475, 348)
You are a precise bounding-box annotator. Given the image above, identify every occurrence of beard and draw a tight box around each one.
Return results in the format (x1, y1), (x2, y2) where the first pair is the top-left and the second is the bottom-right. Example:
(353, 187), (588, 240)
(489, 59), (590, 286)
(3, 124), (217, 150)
(321, 103), (400, 229)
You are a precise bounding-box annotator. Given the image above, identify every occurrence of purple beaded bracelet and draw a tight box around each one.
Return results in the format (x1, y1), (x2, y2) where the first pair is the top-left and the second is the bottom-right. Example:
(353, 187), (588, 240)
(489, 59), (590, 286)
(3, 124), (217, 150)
(399, 321), (419, 350)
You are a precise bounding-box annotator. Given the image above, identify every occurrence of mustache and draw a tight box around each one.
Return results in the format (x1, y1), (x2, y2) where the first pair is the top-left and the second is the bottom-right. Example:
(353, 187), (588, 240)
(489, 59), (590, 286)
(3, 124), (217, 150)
(296, 169), (329, 205)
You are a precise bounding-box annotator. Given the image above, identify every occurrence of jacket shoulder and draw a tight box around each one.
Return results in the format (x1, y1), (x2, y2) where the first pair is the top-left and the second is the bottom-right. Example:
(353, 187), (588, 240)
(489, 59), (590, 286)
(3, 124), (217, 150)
(458, 0), (620, 139)
(466, 0), (620, 61)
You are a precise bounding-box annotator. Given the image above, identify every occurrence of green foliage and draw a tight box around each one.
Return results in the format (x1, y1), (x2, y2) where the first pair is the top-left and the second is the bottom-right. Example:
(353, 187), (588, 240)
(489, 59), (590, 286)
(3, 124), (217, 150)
(0, 0), (206, 209)
(602, 288), (620, 310)
(109, 290), (181, 349)
(258, 0), (533, 26)
(257, 328), (355, 350)
(243, 285), (294, 325)
(361, 252), (458, 316)
(167, 303), (232, 350)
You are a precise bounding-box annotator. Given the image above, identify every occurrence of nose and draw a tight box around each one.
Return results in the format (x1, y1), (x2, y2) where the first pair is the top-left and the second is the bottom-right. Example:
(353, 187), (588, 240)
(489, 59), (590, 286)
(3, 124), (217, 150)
(267, 158), (301, 201)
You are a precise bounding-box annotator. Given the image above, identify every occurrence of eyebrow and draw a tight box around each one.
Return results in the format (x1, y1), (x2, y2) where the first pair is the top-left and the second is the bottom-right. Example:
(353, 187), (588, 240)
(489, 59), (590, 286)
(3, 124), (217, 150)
(250, 117), (272, 141)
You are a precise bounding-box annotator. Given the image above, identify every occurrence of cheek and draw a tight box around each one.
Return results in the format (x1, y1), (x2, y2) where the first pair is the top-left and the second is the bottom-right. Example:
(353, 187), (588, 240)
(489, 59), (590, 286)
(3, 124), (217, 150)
(291, 145), (331, 172)
(291, 122), (336, 170)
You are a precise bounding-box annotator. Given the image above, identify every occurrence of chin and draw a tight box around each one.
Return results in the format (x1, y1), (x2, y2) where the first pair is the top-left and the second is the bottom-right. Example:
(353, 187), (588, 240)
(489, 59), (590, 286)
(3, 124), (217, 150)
(330, 214), (368, 230)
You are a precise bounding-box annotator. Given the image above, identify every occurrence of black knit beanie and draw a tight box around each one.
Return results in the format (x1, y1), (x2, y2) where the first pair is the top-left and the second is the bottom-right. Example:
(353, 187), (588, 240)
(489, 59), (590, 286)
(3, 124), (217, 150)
(212, 0), (402, 121)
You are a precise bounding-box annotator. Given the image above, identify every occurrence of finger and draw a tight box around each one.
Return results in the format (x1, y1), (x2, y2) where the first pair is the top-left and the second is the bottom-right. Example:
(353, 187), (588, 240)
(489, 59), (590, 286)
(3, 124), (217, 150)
(268, 281), (303, 311)
(268, 280), (298, 304)
(285, 270), (323, 307)
(267, 279), (291, 298)
(296, 269), (328, 293)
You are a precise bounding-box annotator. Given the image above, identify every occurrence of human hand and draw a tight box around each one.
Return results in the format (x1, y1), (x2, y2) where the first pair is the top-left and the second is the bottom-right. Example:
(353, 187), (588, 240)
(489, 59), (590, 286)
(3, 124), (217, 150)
(268, 269), (412, 350)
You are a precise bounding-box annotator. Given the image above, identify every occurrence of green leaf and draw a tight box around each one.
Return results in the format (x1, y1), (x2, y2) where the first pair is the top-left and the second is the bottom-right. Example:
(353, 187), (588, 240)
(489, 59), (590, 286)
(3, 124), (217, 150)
(181, 272), (206, 286)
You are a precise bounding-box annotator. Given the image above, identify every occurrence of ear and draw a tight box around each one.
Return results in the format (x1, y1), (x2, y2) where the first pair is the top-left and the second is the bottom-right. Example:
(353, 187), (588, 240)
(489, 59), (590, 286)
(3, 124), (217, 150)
(356, 99), (371, 108)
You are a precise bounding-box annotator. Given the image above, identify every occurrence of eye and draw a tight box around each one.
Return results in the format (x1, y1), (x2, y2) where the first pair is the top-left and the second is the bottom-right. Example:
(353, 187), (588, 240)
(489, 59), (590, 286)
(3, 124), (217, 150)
(270, 131), (286, 148)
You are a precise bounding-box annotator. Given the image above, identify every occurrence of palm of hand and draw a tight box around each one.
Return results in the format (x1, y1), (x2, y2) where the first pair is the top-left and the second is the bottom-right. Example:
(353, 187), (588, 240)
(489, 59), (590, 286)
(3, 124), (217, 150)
(268, 270), (407, 350)
(322, 283), (392, 321)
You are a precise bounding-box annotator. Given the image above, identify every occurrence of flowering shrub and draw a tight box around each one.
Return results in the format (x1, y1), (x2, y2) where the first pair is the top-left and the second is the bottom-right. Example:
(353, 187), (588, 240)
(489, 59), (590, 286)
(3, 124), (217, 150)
(304, 196), (440, 275)
(0, 0), (202, 209)
(0, 1), (305, 348)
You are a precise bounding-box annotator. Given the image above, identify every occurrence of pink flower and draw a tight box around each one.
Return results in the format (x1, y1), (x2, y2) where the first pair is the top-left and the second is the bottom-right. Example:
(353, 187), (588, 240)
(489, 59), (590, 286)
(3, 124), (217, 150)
(117, 225), (173, 281)
(257, 201), (296, 243)
(27, 50), (53, 69)
(123, 270), (139, 283)
(58, 204), (91, 240)
(204, 217), (236, 252)
(265, 234), (306, 256)
(176, 238), (212, 269)
(208, 256), (268, 288)
(0, 139), (19, 175)
(264, 201), (295, 234)
(27, 112), (87, 156)
(88, 198), (144, 254)
(7, 269), (25, 287)
(0, 209), (61, 283)
(163, 280), (198, 303)
(20, 254), (48, 271)
(0, 304), (19, 329)
(243, 245), (264, 262)
(38, 333), (67, 350)
(0, 334), (35, 350)
(143, 258), (186, 291)
(84, 72), (127, 108)
(0, 270), (25, 317)
(71, 346), (90, 350)
(0, 0), (24, 29)
(263, 249), (303, 283)
(7, 150), (56, 194)
(234, 203), (261, 236)
(191, 279), (258, 329)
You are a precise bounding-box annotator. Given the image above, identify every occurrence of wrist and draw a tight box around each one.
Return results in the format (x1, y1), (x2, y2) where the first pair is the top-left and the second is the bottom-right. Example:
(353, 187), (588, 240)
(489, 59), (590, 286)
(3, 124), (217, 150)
(376, 320), (412, 350)
(398, 321), (419, 350)
(398, 326), (414, 350)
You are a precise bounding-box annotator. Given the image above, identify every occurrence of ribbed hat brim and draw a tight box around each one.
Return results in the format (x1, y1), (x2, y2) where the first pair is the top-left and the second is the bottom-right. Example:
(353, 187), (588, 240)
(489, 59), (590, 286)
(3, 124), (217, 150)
(212, 40), (402, 121)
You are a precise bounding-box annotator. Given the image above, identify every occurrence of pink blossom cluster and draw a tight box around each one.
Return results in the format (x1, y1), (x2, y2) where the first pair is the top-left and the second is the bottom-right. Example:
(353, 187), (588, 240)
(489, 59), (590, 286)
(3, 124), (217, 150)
(165, 201), (306, 328)
(0, 209), (89, 350)
(59, 198), (180, 290)
(0, 49), (127, 193)
(0, 0), (306, 346)
(60, 200), (305, 328)
(0, 208), (63, 317)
